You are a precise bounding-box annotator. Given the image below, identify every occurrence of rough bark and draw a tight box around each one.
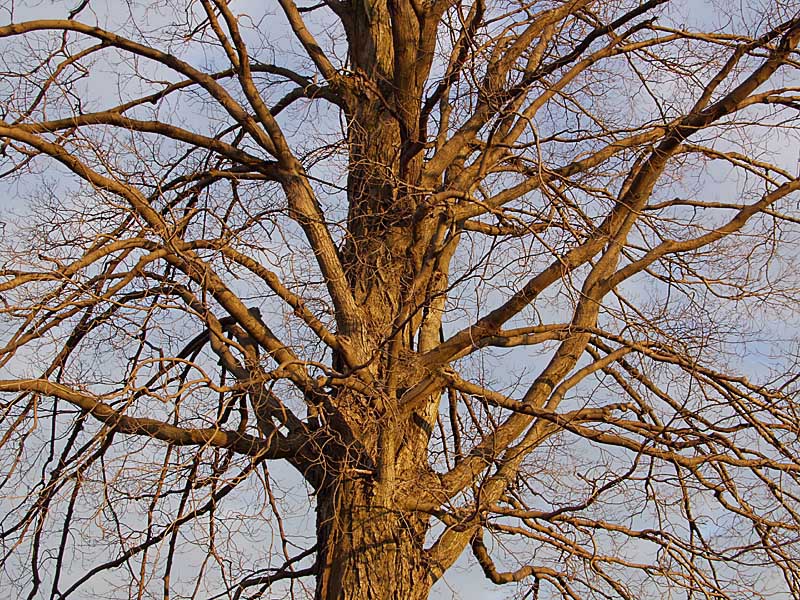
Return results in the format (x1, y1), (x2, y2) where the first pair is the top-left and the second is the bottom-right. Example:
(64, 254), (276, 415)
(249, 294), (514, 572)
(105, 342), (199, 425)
(315, 6), (443, 590)
(314, 477), (431, 600)
(4, 3), (800, 600)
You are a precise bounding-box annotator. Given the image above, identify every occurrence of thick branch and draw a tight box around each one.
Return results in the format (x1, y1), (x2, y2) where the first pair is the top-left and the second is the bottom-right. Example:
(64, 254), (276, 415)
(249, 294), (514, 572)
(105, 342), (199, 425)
(0, 379), (302, 458)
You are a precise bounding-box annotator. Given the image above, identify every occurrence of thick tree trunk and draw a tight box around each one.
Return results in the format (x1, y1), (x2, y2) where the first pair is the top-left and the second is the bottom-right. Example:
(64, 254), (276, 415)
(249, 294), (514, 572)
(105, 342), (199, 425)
(312, 8), (443, 596)
(314, 476), (431, 600)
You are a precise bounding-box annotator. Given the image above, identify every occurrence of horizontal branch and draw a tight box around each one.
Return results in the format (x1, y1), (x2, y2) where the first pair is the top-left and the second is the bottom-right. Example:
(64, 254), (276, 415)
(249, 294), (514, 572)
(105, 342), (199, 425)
(0, 19), (279, 155)
(0, 379), (302, 459)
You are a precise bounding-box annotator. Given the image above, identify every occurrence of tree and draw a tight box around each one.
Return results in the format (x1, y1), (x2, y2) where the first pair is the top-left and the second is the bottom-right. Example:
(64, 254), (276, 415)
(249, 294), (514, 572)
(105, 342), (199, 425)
(1, 0), (800, 598)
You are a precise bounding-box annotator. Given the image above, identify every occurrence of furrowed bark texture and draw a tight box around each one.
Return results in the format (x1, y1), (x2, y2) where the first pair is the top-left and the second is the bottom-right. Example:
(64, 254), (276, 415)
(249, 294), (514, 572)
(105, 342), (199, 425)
(315, 479), (431, 600)
(314, 3), (444, 595)
(3, 1), (800, 599)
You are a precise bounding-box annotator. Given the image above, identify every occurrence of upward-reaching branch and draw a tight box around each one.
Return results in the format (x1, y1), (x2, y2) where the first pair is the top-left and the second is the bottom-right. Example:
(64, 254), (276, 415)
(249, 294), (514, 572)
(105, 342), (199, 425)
(2, 3), (800, 599)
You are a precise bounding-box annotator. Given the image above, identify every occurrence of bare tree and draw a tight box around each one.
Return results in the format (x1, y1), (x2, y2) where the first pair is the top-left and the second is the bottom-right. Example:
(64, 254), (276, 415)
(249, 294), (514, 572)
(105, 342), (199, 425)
(1, 0), (800, 598)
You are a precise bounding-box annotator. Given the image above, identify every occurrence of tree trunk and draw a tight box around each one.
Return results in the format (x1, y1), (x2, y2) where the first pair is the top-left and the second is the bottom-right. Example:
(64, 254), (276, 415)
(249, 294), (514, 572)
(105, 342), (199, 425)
(314, 476), (431, 600)
(312, 8), (442, 597)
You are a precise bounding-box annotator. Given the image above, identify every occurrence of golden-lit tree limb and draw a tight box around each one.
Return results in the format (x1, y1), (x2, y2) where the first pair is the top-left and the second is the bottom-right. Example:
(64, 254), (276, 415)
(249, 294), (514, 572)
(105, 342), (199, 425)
(471, 532), (562, 584)
(2, 2), (800, 598)
(606, 177), (800, 289)
(428, 207), (800, 578)
(0, 379), (304, 458)
(0, 22), (358, 334)
(422, 0), (595, 182)
(0, 125), (329, 397)
(277, 0), (341, 83)
(423, 19), (800, 372)
(0, 20), (280, 155)
(10, 114), (279, 174)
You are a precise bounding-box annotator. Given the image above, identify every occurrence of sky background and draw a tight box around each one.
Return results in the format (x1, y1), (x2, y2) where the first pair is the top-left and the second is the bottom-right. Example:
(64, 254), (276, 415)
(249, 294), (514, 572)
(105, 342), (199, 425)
(1, 0), (799, 598)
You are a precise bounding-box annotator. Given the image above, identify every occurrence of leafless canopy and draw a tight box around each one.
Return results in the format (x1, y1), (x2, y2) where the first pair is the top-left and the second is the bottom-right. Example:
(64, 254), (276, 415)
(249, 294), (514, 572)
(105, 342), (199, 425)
(1, 0), (800, 598)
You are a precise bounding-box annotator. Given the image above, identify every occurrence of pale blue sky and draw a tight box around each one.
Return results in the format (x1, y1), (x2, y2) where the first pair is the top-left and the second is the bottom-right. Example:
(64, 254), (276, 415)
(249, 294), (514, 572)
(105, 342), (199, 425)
(0, 1), (798, 599)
